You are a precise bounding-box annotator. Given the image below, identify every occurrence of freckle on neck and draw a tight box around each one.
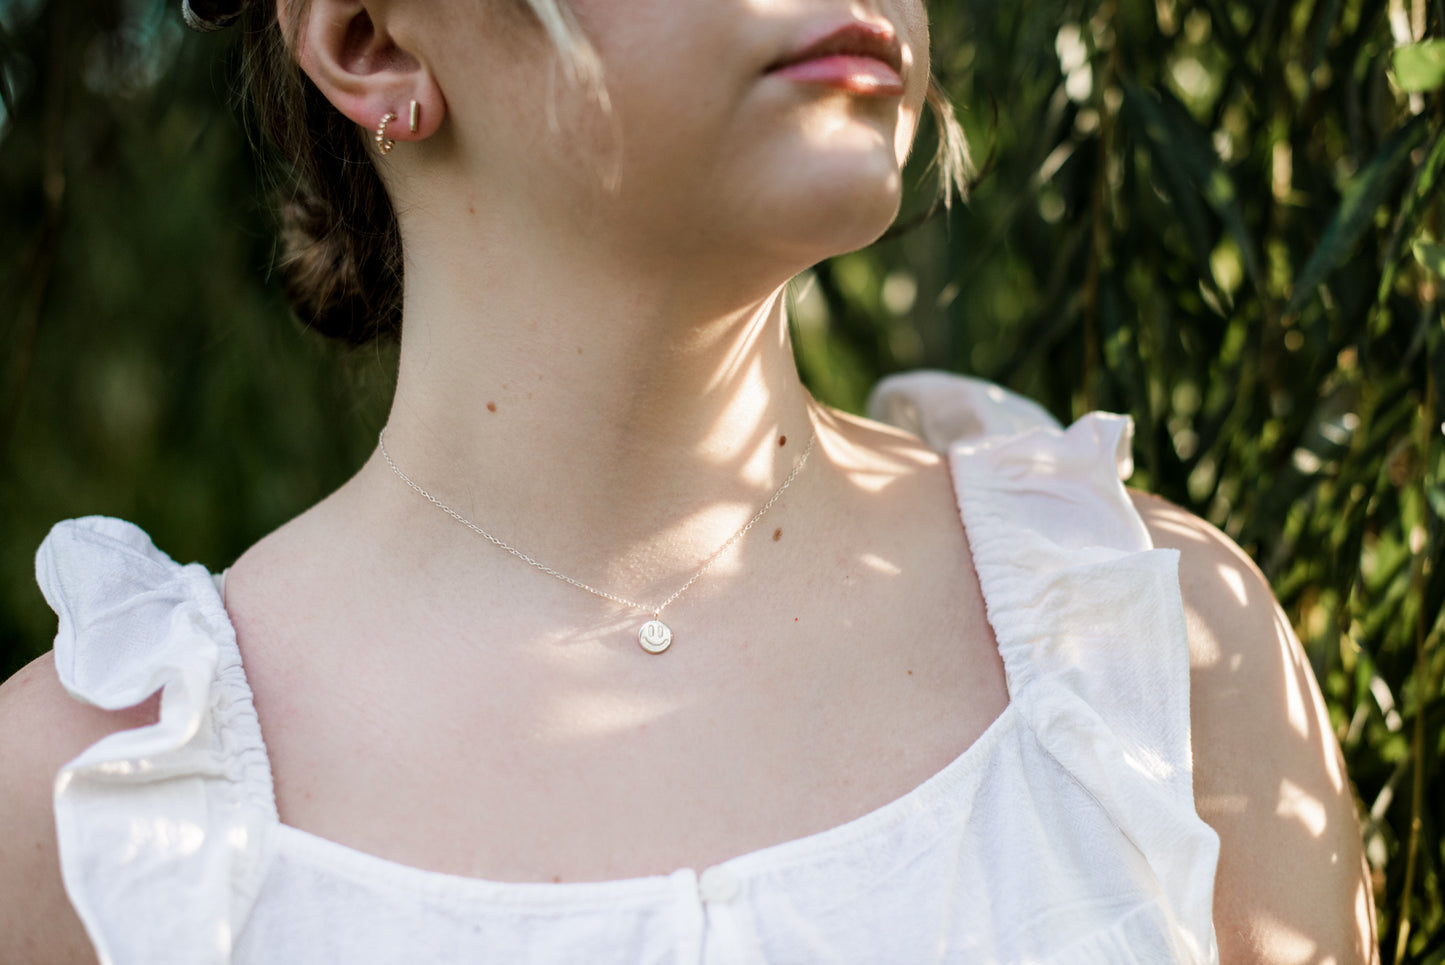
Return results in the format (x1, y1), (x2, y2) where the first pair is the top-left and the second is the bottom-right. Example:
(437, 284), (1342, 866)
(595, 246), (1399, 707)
(486, 402), (497, 413)
(778, 435), (787, 447)
(772, 528), (782, 542)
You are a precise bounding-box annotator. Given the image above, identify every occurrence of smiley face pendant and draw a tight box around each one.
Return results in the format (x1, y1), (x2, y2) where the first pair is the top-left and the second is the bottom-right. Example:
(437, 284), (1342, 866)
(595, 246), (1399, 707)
(638, 619), (673, 654)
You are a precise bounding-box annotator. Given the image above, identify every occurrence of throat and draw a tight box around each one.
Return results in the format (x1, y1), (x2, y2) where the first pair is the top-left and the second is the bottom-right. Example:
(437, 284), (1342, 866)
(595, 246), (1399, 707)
(374, 424), (820, 655)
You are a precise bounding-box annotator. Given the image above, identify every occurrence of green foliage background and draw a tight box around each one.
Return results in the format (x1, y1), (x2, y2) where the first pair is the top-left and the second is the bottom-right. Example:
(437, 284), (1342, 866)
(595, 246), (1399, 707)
(2, 0), (1443, 958)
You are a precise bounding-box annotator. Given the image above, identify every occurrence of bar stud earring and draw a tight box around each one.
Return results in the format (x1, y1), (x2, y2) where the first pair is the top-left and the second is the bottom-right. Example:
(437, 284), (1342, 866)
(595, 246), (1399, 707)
(375, 112), (398, 155)
(408, 100), (420, 134)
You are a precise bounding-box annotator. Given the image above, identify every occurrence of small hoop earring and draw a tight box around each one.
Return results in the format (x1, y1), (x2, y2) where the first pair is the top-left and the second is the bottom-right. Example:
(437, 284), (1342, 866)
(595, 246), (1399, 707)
(375, 112), (398, 155)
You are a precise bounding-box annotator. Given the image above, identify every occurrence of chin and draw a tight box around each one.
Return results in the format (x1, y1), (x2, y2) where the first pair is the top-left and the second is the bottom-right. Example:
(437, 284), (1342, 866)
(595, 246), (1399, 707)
(765, 153), (905, 261)
(775, 114), (908, 240)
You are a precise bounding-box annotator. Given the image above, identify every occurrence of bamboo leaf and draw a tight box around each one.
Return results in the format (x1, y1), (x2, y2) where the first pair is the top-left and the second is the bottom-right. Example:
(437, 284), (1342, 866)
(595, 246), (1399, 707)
(1120, 83), (1214, 281)
(1286, 119), (1428, 316)
(1393, 40), (1445, 93)
(1428, 485), (1445, 521)
(1120, 82), (1265, 291)
(1412, 240), (1445, 278)
(1376, 129), (1445, 313)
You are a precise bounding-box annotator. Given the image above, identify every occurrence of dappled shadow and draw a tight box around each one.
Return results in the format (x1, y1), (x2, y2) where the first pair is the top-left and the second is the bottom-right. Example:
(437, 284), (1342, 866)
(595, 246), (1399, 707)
(1136, 494), (1377, 964)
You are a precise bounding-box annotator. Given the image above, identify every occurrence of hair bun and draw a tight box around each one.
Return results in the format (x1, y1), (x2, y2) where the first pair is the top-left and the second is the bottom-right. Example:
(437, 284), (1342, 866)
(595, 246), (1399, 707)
(181, 0), (248, 32)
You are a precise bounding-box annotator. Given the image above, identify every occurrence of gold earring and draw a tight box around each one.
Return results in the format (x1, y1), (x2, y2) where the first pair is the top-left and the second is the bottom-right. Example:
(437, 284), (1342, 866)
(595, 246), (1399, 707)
(408, 100), (420, 134)
(375, 112), (398, 155)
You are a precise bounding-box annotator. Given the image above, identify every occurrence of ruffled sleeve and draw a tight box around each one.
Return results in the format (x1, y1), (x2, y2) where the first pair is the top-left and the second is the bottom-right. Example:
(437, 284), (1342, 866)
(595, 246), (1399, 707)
(869, 373), (1221, 964)
(36, 516), (276, 965)
(867, 370), (1062, 448)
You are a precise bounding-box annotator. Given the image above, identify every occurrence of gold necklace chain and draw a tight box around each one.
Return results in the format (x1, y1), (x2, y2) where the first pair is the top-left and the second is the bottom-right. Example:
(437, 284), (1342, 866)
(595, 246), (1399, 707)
(376, 428), (817, 654)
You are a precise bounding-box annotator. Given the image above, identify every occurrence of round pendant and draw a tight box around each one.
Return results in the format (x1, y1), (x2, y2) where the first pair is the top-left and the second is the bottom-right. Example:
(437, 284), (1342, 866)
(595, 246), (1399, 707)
(638, 619), (673, 654)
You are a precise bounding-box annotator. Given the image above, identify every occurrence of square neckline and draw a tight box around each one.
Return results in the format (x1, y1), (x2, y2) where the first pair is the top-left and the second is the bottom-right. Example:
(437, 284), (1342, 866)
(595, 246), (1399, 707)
(211, 447), (1020, 901)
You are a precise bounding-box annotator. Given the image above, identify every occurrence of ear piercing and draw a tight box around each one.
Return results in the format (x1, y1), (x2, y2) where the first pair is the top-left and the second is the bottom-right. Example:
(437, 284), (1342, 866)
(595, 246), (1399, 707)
(375, 112), (397, 154)
(375, 101), (421, 156)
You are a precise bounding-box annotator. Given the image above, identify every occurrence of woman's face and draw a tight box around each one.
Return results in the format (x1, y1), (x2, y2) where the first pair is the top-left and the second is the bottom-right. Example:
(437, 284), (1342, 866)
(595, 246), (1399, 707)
(413, 0), (930, 274)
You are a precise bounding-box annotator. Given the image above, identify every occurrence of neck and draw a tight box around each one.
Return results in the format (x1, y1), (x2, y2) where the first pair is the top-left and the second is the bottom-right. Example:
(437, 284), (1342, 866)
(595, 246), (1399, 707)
(372, 216), (820, 594)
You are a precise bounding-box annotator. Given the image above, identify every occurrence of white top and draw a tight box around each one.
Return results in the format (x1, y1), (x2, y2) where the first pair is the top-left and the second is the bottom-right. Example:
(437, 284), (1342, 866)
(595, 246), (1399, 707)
(37, 373), (1221, 965)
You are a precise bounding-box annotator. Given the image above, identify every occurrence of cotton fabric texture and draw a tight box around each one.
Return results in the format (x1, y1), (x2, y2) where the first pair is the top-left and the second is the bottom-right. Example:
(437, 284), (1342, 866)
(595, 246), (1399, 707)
(37, 373), (1221, 964)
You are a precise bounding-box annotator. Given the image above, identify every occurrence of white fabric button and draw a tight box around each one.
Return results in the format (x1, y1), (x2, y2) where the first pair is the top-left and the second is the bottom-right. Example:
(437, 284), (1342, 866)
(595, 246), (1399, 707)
(697, 866), (739, 903)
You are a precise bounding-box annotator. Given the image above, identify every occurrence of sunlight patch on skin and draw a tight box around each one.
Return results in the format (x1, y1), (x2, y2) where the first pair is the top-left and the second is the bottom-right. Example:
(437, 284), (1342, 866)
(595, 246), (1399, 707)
(1215, 561), (1249, 606)
(1275, 605), (1347, 794)
(1187, 621), (1223, 668)
(1276, 610), (1311, 740)
(1195, 792), (1248, 815)
(701, 296), (783, 397)
(818, 411), (936, 495)
(844, 469), (909, 494)
(1250, 912), (1324, 965)
(614, 501), (759, 582)
(1354, 878), (1374, 960)
(858, 552), (902, 576)
(1276, 777), (1328, 838)
(803, 111), (893, 157)
(533, 687), (685, 743)
(1146, 513), (1204, 546)
(893, 43), (921, 161)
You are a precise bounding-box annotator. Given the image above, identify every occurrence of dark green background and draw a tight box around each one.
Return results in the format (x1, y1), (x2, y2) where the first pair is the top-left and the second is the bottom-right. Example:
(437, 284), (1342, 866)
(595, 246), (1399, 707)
(2, 0), (1442, 958)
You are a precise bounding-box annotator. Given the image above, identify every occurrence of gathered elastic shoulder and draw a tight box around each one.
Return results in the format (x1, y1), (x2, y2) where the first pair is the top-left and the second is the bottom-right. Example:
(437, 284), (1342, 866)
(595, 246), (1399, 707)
(36, 517), (276, 965)
(870, 372), (1220, 963)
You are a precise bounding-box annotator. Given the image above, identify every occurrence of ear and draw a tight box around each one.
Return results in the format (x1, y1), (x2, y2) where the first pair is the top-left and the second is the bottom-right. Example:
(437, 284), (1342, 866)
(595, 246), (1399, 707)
(286, 0), (444, 149)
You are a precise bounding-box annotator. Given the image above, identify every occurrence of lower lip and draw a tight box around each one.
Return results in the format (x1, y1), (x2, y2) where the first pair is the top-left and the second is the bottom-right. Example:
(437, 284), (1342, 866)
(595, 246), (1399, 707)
(769, 55), (905, 96)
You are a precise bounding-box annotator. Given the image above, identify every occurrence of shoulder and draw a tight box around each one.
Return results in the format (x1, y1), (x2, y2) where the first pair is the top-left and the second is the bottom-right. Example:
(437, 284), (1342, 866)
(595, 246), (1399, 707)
(1129, 491), (1378, 964)
(0, 653), (156, 965)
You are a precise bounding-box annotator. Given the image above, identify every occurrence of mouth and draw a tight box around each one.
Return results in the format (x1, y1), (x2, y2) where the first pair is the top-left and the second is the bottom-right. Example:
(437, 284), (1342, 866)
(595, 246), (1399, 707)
(765, 21), (906, 97)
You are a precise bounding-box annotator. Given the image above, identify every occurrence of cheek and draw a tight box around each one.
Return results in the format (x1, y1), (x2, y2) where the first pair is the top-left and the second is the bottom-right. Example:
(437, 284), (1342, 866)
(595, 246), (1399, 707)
(892, 0), (931, 163)
(895, 100), (922, 167)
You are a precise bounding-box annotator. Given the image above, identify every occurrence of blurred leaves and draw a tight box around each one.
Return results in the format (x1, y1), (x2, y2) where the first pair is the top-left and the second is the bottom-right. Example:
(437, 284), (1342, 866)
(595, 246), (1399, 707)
(1287, 118), (1425, 317)
(1394, 40), (1445, 92)
(1, 0), (1443, 960)
(1413, 238), (1445, 276)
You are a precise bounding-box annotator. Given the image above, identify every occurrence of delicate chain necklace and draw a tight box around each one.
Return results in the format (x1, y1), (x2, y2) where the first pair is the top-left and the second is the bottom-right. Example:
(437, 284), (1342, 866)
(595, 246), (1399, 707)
(377, 427), (817, 654)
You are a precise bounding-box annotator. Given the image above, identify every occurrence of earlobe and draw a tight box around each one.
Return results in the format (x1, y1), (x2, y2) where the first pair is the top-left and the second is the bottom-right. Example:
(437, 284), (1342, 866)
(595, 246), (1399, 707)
(289, 0), (445, 149)
(374, 102), (421, 155)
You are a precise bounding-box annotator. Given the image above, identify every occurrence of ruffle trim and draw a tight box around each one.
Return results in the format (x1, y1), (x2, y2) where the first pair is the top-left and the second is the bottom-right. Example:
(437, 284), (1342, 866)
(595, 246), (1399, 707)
(868, 370), (1062, 450)
(37, 516), (276, 965)
(871, 373), (1221, 964)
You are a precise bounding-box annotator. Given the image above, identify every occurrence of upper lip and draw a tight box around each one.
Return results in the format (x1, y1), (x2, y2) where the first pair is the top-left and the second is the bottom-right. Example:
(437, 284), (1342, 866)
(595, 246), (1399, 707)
(767, 20), (904, 75)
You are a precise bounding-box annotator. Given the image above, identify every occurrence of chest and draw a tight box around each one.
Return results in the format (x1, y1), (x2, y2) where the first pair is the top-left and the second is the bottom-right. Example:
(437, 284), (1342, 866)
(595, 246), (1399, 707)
(231, 532), (1008, 885)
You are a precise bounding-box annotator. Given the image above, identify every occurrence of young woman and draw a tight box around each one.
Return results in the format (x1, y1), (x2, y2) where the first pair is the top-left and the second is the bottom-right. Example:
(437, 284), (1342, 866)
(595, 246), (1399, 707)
(0, 0), (1376, 961)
